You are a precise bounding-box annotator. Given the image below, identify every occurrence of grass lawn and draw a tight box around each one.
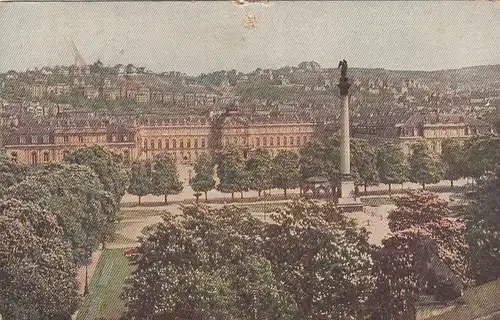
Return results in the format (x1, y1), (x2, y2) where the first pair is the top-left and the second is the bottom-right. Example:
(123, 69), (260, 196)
(76, 249), (135, 320)
(237, 202), (290, 213)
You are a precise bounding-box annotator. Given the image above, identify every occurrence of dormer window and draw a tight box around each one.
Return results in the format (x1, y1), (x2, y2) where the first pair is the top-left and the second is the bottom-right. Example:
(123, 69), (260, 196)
(43, 135), (50, 144)
(19, 136), (26, 144)
(31, 136), (38, 144)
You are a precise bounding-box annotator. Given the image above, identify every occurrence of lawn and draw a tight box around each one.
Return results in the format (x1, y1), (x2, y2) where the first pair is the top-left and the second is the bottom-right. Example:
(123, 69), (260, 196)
(119, 209), (164, 220)
(76, 249), (136, 320)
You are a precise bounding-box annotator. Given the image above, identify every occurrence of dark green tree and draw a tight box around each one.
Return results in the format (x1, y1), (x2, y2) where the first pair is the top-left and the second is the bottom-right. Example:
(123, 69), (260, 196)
(441, 139), (465, 188)
(190, 153), (215, 202)
(127, 160), (152, 205)
(151, 153), (183, 204)
(0, 149), (29, 197)
(64, 145), (129, 202)
(377, 143), (407, 197)
(246, 149), (273, 197)
(463, 135), (500, 180)
(272, 151), (300, 197)
(408, 140), (443, 189)
(215, 148), (248, 201)
(0, 199), (80, 320)
(351, 140), (379, 193)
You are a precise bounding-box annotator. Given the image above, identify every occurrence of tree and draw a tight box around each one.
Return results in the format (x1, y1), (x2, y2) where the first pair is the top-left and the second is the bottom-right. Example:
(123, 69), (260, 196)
(272, 151), (300, 197)
(408, 140), (443, 189)
(0, 199), (80, 319)
(299, 139), (340, 194)
(466, 172), (500, 284)
(128, 160), (152, 205)
(264, 201), (376, 319)
(190, 153), (215, 202)
(377, 143), (407, 197)
(6, 165), (119, 266)
(215, 148), (248, 201)
(0, 149), (29, 197)
(124, 205), (296, 320)
(151, 153), (183, 204)
(351, 140), (379, 193)
(64, 145), (129, 202)
(463, 135), (500, 180)
(441, 139), (465, 188)
(246, 149), (273, 197)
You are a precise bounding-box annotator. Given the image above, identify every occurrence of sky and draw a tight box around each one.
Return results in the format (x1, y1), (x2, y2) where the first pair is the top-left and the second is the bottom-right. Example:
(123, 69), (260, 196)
(0, 1), (499, 75)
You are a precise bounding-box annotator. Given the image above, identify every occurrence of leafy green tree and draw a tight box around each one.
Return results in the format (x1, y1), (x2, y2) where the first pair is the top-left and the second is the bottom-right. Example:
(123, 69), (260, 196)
(151, 153), (183, 204)
(377, 143), (407, 197)
(264, 201), (376, 319)
(272, 150), (300, 197)
(215, 148), (248, 201)
(246, 149), (273, 197)
(299, 139), (340, 193)
(463, 135), (500, 180)
(408, 140), (443, 189)
(441, 139), (465, 188)
(0, 199), (80, 320)
(64, 145), (129, 202)
(0, 149), (29, 197)
(6, 165), (118, 265)
(128, 160), (152, 205)
(124, 205), (296, 320)
(351, 140), (379, 193)
(190, 153), (215, 202)
(466, 172), (500, 284)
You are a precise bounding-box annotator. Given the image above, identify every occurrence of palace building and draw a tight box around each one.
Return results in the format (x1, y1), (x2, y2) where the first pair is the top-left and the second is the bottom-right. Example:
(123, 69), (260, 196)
(4, 107), (317, 165)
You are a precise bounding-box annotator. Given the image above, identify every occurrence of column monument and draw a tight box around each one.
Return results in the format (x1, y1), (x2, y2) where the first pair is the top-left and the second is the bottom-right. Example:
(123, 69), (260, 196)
(337, 60), (362, 211)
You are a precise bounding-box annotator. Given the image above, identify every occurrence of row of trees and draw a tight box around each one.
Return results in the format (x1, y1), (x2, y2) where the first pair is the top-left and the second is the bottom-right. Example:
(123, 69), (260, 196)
(0, 146), (129, 319)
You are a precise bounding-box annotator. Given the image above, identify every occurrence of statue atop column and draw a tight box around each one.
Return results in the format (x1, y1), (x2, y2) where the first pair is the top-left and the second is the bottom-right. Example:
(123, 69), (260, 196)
(337, 59), (350, 96)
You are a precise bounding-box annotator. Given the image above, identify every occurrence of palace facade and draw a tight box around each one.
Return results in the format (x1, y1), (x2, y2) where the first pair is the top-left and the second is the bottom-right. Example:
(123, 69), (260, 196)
(4, 108), (317, 165)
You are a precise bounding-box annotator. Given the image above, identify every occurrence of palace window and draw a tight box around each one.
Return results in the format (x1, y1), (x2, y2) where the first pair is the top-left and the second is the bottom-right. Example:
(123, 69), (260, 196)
(158, 139), (162, 149)
(270, 137), (274, 146)
(289, 136), (294, 145)
(31, 136), (38, 144)
(256, 137), (260, 147)
(123, 135), (129, 142)
(172, 139), (177, 148)
(201, 138), (206, 148)
(31, 152), (38, 165)
(187, 139), (191, 148)
(144, 139), (148, 149)
(43, 135), (50, 144)
(165, 139), (170, 149)
(63, 150), (70, 160)
(19, 136), (25, 144)
(11, 152), (17, 160)
(63, 136), (69, 143)
(283, 137), (287, 146)
(78, 136), (84, 143)
(263, 137), (267, 146)
(302, 136), (307, 144)
(180, 139), (184, 148)
(150, 140), (155, 149)
(277, 137), (281, 146)
(296, 136), (300, 145)
(194, 138), (198, 148)
(43, 152), (50, 163)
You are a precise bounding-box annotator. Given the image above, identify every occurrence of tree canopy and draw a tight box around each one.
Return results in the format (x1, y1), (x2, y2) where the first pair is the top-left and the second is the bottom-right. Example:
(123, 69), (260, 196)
(150, 153), (183, 204)
(408, 140), (443, 189)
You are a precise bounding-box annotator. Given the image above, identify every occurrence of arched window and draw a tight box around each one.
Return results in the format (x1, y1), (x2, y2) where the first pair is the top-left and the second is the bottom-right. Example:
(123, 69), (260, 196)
(201, 138), (206, 148)
(270, 137), (274, 146)
(283, 137), (287, 146)
(165, 139), (170, 149)
(296, 136), (300, 145)
(123, 150), (130, 163)
(180, 139), (184, 148)
(43, 151), (50, 163)
(277, 137), (281, 146)
(289, 136), (294, 146)
(194, 138), (198, 148)
(158, 139), (162, 149)
(172, 139), (177, 148)
(263, 137), (267, 146)
(151, 140), (155, 149)
(144, 139), (148, 149)
(187, 139), (191, 148)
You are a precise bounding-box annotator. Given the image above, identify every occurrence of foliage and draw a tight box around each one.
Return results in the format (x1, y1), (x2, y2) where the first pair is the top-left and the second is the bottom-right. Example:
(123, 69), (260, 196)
(5, 165), (119, 265)
(466, 172), (500, 284)
(0, 199), (80, 319)
(150, 153), (183, 204)
(408, 140), (443, 188)
(265, 201), (376, 319)
(127, 160), (152, 204)
(215, 147), (248, 199)
(272, 151), (300, 196)
(124, 201), (377, 319)
(0, 149), (29, 197)
(246, 149), (273, 196)
(462, 135), (500, 179)
(190, 153), (215, 201)
(351, 140), (379, 191)
(441, 139), (466, 186)
(64, 145), (129, 202)
(124, 205), (296, 320)
(299, 138), (340, 188)
(376, 143), (407, 194)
